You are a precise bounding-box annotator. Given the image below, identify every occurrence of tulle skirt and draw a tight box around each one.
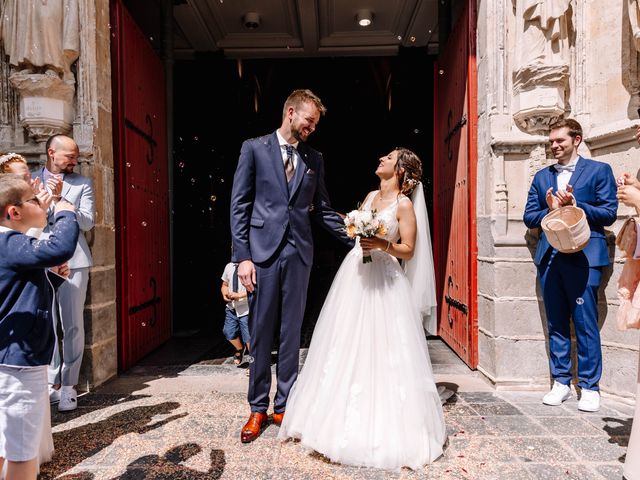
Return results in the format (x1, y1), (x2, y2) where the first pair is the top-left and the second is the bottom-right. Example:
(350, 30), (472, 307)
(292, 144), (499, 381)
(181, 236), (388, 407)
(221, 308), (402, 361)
(278, 247), (446, 470)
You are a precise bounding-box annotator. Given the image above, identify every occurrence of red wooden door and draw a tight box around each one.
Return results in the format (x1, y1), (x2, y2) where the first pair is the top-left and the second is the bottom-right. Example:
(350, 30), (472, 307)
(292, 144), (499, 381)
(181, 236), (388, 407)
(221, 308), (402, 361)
(111, 1), (171, 371)
(433, 1), (478, 368)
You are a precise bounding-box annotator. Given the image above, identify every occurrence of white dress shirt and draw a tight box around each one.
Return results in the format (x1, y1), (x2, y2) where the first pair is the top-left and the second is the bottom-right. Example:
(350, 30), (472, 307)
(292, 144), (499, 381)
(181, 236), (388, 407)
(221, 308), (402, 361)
(555, 158), (579, 192)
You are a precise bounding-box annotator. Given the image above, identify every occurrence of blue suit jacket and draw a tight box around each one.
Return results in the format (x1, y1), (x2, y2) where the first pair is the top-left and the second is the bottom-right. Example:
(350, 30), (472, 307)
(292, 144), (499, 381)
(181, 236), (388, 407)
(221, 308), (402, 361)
(523, 157), (617, 267)
(0, 212), (79, 367)
(230, 132), (352, 265)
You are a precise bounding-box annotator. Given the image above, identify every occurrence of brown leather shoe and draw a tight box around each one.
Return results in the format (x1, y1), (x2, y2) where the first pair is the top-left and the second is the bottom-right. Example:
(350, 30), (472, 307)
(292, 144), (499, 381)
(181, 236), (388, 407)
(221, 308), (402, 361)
(272, 411), (285, 426)
(240, 412), (268, 443)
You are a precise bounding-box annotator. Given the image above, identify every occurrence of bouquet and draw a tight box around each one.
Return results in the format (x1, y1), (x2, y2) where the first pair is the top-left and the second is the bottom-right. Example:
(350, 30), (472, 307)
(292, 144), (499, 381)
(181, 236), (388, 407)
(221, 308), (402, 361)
(344, 209), (388, 263)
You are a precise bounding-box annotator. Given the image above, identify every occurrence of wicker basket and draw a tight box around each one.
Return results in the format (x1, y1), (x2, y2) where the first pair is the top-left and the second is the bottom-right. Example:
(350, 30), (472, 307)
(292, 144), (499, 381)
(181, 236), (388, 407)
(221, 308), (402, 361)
(541, 206), (591, 253)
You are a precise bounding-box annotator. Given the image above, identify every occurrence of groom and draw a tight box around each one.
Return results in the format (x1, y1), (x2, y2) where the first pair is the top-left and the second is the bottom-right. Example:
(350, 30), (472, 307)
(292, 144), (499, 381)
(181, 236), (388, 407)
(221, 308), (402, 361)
(230, 89), (352, 443)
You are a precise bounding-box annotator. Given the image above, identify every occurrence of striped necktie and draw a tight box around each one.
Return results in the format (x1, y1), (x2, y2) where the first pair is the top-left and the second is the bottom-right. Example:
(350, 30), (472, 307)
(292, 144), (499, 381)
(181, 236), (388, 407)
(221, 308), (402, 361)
(284, 145), (295, 183)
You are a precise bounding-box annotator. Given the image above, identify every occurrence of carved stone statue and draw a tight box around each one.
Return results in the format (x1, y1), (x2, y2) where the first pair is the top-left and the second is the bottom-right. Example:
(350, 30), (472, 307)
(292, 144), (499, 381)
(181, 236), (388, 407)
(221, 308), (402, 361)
(0, 0), (79, 141)
(515, 0), (571, 72)
(0, 0), (79, 84)
(512, 0), (573, 133)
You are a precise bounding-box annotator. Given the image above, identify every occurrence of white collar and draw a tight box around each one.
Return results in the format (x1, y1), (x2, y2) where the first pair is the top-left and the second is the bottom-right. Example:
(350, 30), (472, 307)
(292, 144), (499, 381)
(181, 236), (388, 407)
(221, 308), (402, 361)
(0, 225), (14, 233)
(276, 130), (299, 150)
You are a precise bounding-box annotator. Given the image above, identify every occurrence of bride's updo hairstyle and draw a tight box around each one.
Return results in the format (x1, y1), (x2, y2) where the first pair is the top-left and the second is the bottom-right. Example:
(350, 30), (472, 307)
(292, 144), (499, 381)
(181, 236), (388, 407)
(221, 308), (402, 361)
(394, 147), (422, 196)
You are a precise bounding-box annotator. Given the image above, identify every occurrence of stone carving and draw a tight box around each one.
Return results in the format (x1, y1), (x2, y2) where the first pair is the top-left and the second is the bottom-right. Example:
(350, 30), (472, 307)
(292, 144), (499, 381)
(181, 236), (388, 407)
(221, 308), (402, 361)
(0, 0), (80, 83)
(512, 0), (573, 133)
(0, 0), (79, 140)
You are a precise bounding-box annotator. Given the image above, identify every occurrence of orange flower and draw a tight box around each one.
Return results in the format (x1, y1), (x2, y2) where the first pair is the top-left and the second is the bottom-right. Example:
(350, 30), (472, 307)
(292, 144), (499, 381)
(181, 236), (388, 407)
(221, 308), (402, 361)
(346, 225), (357, 238)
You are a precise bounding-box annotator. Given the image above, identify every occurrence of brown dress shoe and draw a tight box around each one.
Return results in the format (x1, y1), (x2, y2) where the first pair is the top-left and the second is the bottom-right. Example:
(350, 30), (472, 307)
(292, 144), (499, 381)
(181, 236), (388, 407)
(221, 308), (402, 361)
(241, 412), (268, 443)
(272, 411), (285, 426)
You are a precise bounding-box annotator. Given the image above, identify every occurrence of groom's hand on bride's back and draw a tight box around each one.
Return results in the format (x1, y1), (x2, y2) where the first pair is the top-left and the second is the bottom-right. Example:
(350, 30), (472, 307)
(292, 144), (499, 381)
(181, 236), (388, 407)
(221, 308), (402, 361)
(238, 260), (257, 293)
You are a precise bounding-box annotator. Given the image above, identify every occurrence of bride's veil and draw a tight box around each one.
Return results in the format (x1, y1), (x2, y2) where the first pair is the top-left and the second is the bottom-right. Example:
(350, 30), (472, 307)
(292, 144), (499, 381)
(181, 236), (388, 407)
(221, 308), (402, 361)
(403, 182), (438, 335)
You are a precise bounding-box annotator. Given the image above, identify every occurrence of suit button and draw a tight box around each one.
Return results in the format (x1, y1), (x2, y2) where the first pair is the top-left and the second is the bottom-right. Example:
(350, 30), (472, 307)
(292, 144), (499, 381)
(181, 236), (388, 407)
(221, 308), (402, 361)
(288, 206), (293, 210)
(49, 222), (54, 226)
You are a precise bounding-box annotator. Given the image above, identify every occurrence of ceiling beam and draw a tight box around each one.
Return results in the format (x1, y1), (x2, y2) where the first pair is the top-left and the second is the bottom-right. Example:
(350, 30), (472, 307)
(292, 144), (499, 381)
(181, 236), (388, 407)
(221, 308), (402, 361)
(297, 0), (319, 55)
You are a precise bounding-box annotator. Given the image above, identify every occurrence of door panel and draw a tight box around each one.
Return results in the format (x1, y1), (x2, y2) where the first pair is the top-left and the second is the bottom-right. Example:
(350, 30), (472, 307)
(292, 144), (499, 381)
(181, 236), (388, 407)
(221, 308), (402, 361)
(112, 0), (171, 371)
(433, 1), (478, 368)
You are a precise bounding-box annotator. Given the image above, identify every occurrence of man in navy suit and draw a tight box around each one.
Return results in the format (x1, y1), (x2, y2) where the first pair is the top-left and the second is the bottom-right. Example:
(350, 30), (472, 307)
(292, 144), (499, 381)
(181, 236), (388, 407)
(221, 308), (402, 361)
(231, 89), (353, 442)
(524, 118), (617, 412)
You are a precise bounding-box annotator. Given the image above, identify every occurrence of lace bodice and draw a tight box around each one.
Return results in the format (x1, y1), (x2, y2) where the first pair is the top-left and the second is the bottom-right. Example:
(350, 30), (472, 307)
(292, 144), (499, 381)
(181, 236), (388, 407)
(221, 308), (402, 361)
(362, 190), (406, 243)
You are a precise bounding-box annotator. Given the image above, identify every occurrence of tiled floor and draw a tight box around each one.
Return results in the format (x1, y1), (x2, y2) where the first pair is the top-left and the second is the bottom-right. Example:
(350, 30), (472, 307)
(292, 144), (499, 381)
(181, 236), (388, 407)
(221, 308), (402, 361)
(39, 338), (634, 479)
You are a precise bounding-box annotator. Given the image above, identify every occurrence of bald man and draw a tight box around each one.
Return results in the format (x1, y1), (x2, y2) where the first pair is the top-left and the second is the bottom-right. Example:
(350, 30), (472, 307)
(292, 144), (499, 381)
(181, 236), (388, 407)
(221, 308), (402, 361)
(33, 134), (95, 412)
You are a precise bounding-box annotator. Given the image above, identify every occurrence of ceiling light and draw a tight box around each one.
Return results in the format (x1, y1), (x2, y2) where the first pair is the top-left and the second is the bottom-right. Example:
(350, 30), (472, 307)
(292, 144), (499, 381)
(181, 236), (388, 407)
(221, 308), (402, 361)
(243, 12), (260, 29)
(356, 10), (373, 27)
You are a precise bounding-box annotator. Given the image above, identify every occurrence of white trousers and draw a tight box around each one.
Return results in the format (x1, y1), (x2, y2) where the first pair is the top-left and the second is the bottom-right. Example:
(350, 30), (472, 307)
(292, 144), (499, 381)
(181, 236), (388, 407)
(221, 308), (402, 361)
(48, 268), (89, 387)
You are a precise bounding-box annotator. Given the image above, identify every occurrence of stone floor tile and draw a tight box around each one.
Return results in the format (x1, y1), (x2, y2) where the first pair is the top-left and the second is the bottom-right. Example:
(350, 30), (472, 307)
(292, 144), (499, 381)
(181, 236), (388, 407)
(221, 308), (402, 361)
(581, 414), (634, 437)
(445, 437), (517, 463)
(523, 463), (598, 480)
(446, 415), (498, 436)
(514, 403), (576, 417)
(496, 392), (548, 404)
(467, 402), (523, 416)
(506, 437), (576, 463)
(537, 416), (606, 436)
(482, 416), (547, 436)
(457, 392), (503, 403)
(563, 435), (628, 462)
(442, 402), (479, 416)
(595, 464), (625, 479)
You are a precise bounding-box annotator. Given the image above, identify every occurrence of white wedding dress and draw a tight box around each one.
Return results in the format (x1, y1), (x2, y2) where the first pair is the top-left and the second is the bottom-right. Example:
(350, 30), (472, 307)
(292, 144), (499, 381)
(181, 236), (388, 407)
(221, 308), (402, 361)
(278, 191), (446, 470)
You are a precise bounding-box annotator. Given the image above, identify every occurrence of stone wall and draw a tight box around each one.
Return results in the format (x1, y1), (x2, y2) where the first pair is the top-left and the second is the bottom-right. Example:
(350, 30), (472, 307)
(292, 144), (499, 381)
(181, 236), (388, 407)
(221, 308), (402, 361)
(0, 0), (117, 389)
(476, 0), (640, 399)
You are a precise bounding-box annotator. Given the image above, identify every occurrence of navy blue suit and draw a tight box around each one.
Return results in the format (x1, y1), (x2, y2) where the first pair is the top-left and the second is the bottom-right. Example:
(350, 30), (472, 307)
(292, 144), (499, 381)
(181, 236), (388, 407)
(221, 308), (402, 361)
(524, 157), (617, 390)
(231, 132), (352, 413)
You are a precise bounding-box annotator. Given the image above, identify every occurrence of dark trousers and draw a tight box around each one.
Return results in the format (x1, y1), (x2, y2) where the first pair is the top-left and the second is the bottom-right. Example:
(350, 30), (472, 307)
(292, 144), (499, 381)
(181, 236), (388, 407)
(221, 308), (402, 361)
(248, 241), (311, 413)
(537, 251), (603, 391)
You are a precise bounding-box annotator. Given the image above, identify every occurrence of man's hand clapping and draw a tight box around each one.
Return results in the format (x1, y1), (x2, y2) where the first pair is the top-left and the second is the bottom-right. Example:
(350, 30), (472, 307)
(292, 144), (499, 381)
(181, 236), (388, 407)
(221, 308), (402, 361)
(54, 199), (75, 214)
(546, 185), (575, 211)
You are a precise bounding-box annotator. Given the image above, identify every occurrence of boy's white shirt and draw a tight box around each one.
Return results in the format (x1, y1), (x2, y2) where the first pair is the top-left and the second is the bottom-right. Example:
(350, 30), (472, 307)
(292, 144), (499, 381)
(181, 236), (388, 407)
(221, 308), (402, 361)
(221, 262), (249, 317)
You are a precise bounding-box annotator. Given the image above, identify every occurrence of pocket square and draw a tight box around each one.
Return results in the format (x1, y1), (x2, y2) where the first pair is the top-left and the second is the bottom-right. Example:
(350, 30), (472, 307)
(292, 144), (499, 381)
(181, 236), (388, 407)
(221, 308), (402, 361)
(305, 168), (316, 175)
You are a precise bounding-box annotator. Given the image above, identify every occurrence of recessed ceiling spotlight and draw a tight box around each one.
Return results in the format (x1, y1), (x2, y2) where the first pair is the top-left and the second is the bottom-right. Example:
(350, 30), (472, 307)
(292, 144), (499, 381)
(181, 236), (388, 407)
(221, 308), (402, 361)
(243, 12), (260, 29)
(356, 10), (373, 27)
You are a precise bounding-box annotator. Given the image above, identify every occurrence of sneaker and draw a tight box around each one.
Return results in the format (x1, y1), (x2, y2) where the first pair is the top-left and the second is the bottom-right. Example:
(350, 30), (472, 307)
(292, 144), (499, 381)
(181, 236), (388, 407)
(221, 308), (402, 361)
(58, 386), (78, 412)
(542, 381), (571, 406)
(49, 385), (60, 404)
(578, 389), (600, 412)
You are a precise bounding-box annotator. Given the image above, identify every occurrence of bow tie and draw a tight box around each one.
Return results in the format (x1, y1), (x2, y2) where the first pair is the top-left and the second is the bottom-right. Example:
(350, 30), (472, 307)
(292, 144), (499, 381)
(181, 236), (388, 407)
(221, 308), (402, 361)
(554, 163), (576, 174)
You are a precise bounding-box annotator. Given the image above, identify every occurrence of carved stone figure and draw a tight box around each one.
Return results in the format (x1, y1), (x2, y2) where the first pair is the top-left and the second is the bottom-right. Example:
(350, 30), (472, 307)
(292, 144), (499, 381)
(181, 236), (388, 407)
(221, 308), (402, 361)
(512, 0), (573, 133)
(0, 0), (80, 84)
(515, 0), (571, 72)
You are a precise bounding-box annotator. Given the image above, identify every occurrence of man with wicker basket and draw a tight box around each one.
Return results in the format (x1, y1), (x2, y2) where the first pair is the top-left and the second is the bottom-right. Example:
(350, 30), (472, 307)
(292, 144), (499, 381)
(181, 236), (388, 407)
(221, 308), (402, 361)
(524, 118), (617, 412)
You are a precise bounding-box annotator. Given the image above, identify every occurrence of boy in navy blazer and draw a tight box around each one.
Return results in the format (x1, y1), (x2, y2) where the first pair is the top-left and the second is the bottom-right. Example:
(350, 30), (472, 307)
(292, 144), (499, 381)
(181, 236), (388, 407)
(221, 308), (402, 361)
(0, 175), (78, 478)
(524, 118), (617, 412)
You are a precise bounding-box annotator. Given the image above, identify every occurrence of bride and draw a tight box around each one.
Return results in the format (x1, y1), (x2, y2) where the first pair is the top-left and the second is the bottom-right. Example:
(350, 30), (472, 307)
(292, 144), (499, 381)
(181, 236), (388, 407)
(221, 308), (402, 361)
(278, 147), (446, 470)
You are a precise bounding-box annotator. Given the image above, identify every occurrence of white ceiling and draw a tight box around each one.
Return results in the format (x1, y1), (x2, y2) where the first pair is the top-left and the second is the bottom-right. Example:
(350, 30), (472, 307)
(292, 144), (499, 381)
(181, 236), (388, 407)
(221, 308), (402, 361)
(172, 0), (439, 58)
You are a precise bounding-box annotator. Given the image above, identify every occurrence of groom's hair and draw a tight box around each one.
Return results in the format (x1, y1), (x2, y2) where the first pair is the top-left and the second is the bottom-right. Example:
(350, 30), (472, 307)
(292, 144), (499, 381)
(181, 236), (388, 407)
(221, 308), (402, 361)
(283, 89), (327, 118)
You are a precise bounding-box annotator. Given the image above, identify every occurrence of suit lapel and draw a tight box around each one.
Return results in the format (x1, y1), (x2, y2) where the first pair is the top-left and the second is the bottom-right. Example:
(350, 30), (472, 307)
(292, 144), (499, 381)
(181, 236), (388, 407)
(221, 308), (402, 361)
(268, 133), (289, 199)
(61, 174), (72, 199)
(567, 156), (586, 190)
(288, 143), (308, 200)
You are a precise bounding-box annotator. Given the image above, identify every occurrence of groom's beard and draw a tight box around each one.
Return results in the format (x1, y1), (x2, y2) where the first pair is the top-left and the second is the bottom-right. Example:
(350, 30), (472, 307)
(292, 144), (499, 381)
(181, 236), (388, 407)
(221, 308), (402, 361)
(291, 123), (310, 143)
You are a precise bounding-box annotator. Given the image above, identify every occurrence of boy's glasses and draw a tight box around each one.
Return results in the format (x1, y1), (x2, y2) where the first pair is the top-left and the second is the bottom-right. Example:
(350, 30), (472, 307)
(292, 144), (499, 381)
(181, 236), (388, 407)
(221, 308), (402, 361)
(15, 196), (41, 207)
